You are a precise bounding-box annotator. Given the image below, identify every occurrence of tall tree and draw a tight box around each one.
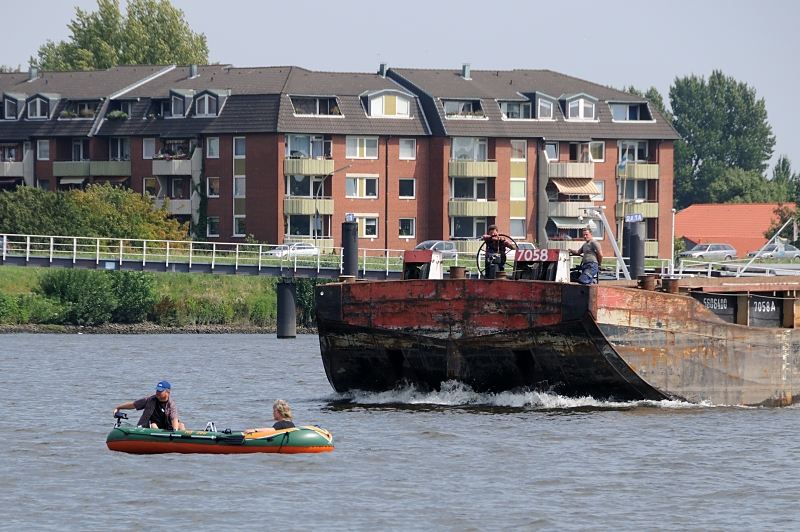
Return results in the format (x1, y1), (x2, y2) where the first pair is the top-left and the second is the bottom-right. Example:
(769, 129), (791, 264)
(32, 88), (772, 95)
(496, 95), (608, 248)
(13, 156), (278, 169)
(670, 70), (775, 208)
(31, 0), (208, 71)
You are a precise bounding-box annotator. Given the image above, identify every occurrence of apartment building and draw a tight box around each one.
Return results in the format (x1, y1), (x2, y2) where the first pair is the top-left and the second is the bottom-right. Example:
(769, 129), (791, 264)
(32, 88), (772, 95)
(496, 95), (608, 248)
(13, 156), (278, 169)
(0, 63), (679, 257)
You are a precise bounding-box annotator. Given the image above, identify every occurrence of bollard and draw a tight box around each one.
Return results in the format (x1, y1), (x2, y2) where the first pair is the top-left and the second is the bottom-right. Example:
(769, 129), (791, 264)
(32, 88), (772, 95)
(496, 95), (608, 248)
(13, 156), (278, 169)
(449, 266), (466, 279)
(342, 219), (358, 278)
(638, 274), (656, 291)
(276, 278), (296, 339)
(627, 221), (646, 279)
(662, 277), (680, 294)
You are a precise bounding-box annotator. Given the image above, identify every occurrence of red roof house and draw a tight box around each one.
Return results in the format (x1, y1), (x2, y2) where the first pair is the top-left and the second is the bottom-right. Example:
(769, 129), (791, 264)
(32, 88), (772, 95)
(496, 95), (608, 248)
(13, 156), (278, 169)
(675, 203), (793, 256)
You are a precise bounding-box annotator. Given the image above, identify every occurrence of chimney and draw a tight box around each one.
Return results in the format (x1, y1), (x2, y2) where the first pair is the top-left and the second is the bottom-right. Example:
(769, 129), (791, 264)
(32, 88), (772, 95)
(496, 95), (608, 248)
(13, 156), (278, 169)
(461, 63), (471, 80)
(378, 63), (387, 78)
(28, 66), (39, 81)
(189, 64), (198, 78)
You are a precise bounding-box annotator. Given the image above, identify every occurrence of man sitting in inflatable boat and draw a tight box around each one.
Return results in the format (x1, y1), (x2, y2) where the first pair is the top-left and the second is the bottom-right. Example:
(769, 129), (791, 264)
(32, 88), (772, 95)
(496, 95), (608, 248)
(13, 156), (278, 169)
(113, 380), (185, 431)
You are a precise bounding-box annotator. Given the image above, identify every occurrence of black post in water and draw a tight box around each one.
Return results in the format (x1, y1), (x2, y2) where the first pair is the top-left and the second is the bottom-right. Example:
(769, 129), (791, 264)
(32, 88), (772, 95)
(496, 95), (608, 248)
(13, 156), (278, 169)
(342, 216), (358, 278)
(629, 221), (646, 279)
(276, 278), (296, 339)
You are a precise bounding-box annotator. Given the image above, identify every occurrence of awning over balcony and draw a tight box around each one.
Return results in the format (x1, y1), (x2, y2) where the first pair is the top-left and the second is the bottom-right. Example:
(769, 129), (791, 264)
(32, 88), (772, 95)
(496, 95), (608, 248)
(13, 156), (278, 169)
(550, 216), (587, 229)
(550, 178), (599, 195)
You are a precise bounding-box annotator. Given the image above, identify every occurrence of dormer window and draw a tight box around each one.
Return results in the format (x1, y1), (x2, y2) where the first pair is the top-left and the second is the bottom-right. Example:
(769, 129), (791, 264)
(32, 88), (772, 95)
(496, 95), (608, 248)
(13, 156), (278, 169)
(443, 100), (484, 118)
(369, 94), (410, 117)
(4, 98), (16, 120)
(500, 101), (531, 119)
(538, 99), (554, 119)
(27, 98), (48, 119)
(110, 100), (131, 116)
(171, 95), (185, 117)
(567, 98), (595, 120)
(290, 96), (341, 116)
(610, 103), (651, 121)
(195, 94), (217, 117)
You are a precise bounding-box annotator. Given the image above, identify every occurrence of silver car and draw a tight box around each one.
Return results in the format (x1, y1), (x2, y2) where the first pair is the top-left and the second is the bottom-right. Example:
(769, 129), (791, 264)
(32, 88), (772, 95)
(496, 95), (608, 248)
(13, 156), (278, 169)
(414, 240), (458, 259)
(265, 242), (320, 258)
(746, 244), (800, 260)
(679, 243), (737, 261)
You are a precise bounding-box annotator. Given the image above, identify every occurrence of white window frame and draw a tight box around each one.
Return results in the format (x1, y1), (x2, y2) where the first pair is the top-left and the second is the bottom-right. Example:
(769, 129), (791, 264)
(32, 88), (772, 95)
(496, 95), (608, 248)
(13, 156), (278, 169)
(358, 216), (379, 238)
(451, 177), (487, 201)
(206, 137), (219, 159)
(618, 179), (648, 202)
(619, 140), (648, 163)
(450, 216), (488, 239)
(143, 138), (156, 160)
(4, 98), (17, 120)
(207, 176), (220, 198)
(370, 94), (410, 117)
(28, 98), (48, 119)
(538, 99), (554, 120)
(195, 94), (217, 117)
(143, 177), (158, 197)
(591, 181), (605, 201)
(233, 216), (246, 237)
(233, 137), (246, 158)
(567, 98), (596, 120)
(451, 137), (488, 161)
(510, 178), (526, 200)
(510, 140), (527, 161)
(346, 136), (378, 159)
(72, 139), (88, 161)
(207, 216), (220, 237)
(398, 178), (415, 199)
(171, 177), (188, 199)
(399, 218), (416, 238)
(610, 103), (643, 121)
(346, 175), (379, 199)
(286, 134), (329, 159)
(544, 142), (559, 162)
(233, 176), (246, 198)
(510, 219), (526, 239)
(500, 101), (532, 119)
(589, 141), (605, 162)
(171, 95), (185, 117)
(36, 139), (49, 160)
(399, 138), (416, 160)
(110, 137), (130, 161)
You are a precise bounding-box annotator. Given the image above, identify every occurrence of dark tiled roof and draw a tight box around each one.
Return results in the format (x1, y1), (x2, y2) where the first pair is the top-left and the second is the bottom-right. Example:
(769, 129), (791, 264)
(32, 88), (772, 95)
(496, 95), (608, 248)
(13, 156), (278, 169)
(123, 65), (292, 97)
(0, 66), (168, 99)
(389, 67), (679, 140)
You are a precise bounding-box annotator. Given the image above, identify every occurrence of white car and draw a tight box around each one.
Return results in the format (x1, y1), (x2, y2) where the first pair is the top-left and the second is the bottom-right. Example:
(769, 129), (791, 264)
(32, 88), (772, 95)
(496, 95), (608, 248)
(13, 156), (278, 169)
(265, 242), (320, 258)
(747, 244), (800, 260)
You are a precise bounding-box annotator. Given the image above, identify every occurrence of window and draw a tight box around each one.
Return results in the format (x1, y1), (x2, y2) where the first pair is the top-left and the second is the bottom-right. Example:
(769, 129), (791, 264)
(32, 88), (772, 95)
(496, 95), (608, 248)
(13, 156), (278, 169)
(75, 102), (96, 118)
(207, 177), (220, 198)
(234, 176), (246, 197)
(72, 139), (89, 161)
(110, 137), (130, 161)
(207, 137), (219, 158)
(207, 216), (220, 237)
(4, 99), (17, 120)
(346, 136), (378, 159)
(544, 142), (559, 161)
(591, 181), (605, 201)
(399, 178), (415, 199)
(286, 175), (325, 197)
(287, 215), (312, 237)
(346, 175), (378, 198)
(36, 140), (49, 160)
(618, 179), (648, 201)
(451, 216), (487, 239)
(195, 94), (217, 116)
(399, 218), (416, 238)
(370, 94), (410, 117)
(37, 179), (49, 190)
(143, 138), (155, 160)
(234, 216), (246, 236)
(28, 98), (48, 119)
(399, 138), (416, 160)
(286, 134), (330, 159)
(234, 137), (246, 158)
(443, 100), (484, 118)
(171, 177), (189, 199)
(0, 146), (17, 161)
(569, 142), (604, 162)
(143, 177), (158, 197)
(610, 103), (645, 121)
(510, 179), (526, 200)
(290, 96), (341, 116)
(510, 140), (526, 160)
(510, 219), (526, 238)
(451, 177), (487, 200)
(359, 217), (378, 238)
(538, 99), (554, 119)
(171, 95), (185, 117)
(619, 140), (648, 163)
(451, 137), (487, 161)
(567, 98), (596, 120)
(110, 100), (131, 115)
(500, 101), (531, 119)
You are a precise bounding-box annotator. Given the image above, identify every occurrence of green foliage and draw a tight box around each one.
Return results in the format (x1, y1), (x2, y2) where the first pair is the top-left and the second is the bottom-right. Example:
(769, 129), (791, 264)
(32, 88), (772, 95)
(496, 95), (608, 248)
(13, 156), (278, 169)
(38, 269), (117, 325)
(106, 110), (128, 120)
(706, 167), (791, 204)
(670, 70), (776, 208)
(0, 292), (19, 323)
(110, 271), (156, 323)
(180, 296), (234, 325)
(15, 294), (66, 324)
(249, 295), (277, 326)
(296, 278), (332, 327)
(149, 295), (181, 326)
(31, 0), (209, 71)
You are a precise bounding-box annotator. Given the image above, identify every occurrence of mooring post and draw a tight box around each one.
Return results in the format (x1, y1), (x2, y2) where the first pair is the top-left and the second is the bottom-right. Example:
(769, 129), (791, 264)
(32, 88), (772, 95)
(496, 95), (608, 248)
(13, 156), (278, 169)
(628, 221), (646, 279)
(342, 213), (358, 278)
(276, 278), (297, 339)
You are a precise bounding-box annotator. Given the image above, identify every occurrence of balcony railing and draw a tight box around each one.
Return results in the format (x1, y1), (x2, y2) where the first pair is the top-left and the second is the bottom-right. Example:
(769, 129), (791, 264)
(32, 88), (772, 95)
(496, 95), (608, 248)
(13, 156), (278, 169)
(618, 163), (659, 180)
(152, 158), (193, 175)
(616, 201), (659, 218)
(283, 197), (334, 215)
(154, 198), (192, 215)
(448, 160), (498, 177)
(547, 162), (594, 178)
(283, 157), (334, 176)
(0, 161), (23, 177)
(448, 199), (498, 217)
(645, 240), (659, 257)
(53, 161), (91, 177)
(548, 201), (595, 217)
(90, 161), (131, 176)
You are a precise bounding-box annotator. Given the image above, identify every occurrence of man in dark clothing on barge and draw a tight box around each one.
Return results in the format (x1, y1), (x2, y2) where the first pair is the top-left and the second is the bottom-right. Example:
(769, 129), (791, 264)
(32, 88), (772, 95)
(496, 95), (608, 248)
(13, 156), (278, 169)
(570, 228), (603, 284)
(113, 380), (185, 430)
(482, 224), (516, 279)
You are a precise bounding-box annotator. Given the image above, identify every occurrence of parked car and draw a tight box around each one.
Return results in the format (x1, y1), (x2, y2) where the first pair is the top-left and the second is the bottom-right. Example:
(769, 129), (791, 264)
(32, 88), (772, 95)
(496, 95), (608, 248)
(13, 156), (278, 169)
(679, 243), (737, 261)
(746, 244), (800, 260)
(265, 242), (320, 258)
(414, 240), (459, 259)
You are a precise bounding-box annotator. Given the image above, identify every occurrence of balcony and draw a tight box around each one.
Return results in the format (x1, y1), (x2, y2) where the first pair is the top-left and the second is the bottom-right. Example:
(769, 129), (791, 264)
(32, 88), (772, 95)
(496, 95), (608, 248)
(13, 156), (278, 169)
(448, 160), (498, 178)
(448, 199), (498, 217)
(0, 161), (23, 177)
(152, 158), (193, 175)
(284, 158), (334, 176)
(618, 163), (659, 180)
(90, 161), (131, 176)
(616, 202), (659, 218)
(547, 162), (594, 179)
(645, 241), (659, 257)
(53, 161), (90, 177)
(548, 201), (595, 217)
(283, 197), (334, 215)
(154, 198), (191, 216)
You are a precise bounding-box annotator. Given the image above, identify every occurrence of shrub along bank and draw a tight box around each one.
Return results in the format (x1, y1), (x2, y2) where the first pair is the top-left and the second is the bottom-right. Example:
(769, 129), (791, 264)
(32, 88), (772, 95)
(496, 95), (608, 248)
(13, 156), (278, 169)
(0, 266), (330, 329)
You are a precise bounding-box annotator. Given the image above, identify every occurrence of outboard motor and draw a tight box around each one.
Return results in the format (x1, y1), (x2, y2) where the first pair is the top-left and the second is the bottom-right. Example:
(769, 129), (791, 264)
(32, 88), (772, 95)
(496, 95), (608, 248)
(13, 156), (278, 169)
(512, 248), (571, 282)
(402, 250), (443, 280)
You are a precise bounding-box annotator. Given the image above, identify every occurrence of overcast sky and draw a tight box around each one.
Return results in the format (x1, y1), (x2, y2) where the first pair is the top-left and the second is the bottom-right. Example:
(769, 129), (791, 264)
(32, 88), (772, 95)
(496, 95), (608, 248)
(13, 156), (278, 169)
(4, 0), (798, 172)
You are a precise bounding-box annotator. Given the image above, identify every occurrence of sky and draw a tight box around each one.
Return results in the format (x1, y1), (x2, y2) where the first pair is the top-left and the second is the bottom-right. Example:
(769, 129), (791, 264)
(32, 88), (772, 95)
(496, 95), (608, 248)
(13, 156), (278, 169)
(3, 0), (798, 173)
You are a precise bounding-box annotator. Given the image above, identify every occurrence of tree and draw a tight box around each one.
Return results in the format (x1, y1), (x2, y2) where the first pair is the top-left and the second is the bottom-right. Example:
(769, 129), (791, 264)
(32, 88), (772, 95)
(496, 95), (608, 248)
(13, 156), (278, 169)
(31, 0), (208, 71)
(670, 70), (776, 208)
(705, 167), (789, 204)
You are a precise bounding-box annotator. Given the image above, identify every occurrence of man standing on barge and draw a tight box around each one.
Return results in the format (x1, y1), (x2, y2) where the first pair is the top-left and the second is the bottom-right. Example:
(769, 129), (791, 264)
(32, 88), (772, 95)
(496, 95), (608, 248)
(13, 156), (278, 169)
(570, 228), (603, 284)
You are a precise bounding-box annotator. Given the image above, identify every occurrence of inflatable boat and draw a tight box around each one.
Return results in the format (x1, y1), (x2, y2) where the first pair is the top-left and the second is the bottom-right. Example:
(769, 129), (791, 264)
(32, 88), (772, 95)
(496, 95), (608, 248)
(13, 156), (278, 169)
(106, 425), (334, 454)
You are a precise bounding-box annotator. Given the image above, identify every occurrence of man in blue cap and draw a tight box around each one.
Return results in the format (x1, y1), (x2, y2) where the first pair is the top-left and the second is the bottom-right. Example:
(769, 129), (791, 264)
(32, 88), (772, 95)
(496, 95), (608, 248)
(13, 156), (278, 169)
(113, 381), (185, 430)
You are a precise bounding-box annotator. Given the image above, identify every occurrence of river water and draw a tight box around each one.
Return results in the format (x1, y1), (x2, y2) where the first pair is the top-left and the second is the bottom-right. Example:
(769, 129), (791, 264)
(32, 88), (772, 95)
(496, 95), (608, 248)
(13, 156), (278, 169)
(1, 334), (798, 531)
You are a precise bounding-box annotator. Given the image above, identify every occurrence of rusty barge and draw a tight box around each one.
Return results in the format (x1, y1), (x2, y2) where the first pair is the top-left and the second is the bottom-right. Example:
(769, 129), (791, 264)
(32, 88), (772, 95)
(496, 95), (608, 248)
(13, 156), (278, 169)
(315, 250), (800, 406)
